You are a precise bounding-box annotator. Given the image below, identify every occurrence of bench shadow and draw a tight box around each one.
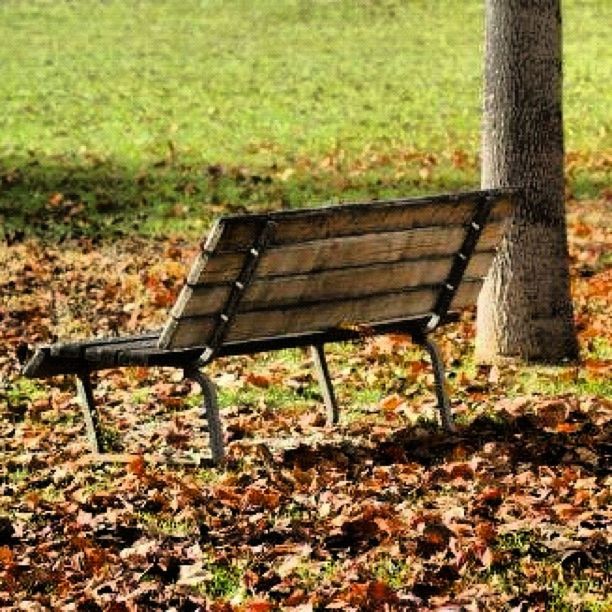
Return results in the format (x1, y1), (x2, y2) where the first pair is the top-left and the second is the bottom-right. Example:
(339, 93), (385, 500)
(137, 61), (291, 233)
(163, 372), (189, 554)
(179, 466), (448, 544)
(274, 410), (609, 476)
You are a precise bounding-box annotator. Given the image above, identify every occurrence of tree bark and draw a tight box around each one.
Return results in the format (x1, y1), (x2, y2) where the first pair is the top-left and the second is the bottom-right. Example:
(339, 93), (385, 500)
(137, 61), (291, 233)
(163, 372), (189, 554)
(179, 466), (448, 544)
(476, 0), (579, 363)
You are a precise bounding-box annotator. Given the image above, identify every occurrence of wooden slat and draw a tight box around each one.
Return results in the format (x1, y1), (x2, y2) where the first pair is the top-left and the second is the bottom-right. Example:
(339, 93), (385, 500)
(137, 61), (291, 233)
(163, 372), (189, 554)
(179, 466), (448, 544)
(184, 193), (512, 286)
(163, 281), (483, 349)
(174, 251), (496, 319)
(159, 317), (216, 351)
(171, 284), (229, 319)
(187, 252), (245, 285)
(214, 193), (512, 251)
(159, 190), (515, 350)
(187, 222), (504, 287)
(84, 338), (158, 362)
(49, 331), (160, 359)
(184, 195), (511, 286)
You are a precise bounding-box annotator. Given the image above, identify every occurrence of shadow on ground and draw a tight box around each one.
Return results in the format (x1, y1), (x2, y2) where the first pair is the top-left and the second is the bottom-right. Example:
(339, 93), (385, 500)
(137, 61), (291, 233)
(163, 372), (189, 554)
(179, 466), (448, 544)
(2, 152), (608, 242)
(277, 410), (610, 477)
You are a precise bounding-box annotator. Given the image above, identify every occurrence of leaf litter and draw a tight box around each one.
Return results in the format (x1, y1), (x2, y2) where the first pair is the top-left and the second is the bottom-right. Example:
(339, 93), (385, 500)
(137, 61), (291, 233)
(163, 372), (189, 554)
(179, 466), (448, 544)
(0, 196), (610, 610)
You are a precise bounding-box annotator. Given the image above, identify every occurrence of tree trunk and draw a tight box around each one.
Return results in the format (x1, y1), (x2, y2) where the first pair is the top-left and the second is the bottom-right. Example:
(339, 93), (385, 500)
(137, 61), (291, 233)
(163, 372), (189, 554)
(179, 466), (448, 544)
(476, 0), (579, 363)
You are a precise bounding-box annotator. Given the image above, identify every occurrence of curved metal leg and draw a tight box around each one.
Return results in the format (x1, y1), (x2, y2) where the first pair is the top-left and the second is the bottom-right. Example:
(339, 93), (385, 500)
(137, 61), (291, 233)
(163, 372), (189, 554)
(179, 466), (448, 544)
(184, 368), (225, 463)
(311, 344), (339, 425)
(417, 336), (456, 432)
(76, 370), (104, 453)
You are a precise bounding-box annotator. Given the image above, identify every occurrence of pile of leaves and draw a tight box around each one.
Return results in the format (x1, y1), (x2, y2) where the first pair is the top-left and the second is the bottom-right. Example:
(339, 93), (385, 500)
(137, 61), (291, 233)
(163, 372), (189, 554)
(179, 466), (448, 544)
(0, 196), (610, 610)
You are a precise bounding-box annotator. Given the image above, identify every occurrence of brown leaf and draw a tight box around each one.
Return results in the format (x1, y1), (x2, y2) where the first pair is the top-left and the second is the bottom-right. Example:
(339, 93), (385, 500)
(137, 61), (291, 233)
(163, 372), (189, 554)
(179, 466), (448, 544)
(244, 601), (273, 612)
(245, 372), (272, 388)
(0, 546), (14, 565)
(128, 454), (146, 476)
(535, 399), (570, 428)
(448, 462), (475, 481)
(48, 192), (64, 207)
(244, 486), (281, 510)
(417, 523), (454, 557)
(76, 510), (94, 528)
(368, 580), (399, 605)
(477, 486), (503, 506)
(379, 394), (404, 412)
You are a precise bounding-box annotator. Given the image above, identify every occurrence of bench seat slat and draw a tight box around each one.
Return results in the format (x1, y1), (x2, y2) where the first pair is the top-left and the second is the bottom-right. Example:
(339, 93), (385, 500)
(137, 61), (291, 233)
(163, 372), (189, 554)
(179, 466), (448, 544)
(163, 280), (482, 349)
(173, 251), (495, 318)
(121, 316), (447, 363)
(25, 314), (461, 378)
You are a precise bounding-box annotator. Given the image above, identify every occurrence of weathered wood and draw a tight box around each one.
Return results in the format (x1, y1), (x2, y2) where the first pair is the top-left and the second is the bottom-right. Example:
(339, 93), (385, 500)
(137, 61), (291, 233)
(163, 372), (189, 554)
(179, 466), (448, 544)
(428, 194), (498, 328)
(22, 189), (516, 466)
(50, 331), (160, 359)
(24, 190), (515, 368)
(25, 315), (454, 376)
(163, 281), (482, 349)
(212, 192), (513, 252)
(21, 189), (517, 466)
(174, 251), (496, 319)
(186, 222), (504, 288)
(200, 219), (277, 362)
(187, 252), (246, 285)
(184, 195), (512, 285)
(159, 317), (216, 351)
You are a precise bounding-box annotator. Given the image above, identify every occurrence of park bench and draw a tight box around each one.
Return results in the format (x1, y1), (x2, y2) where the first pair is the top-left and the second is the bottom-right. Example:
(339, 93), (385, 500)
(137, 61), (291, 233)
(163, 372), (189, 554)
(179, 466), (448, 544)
(22, 188), (515, 463)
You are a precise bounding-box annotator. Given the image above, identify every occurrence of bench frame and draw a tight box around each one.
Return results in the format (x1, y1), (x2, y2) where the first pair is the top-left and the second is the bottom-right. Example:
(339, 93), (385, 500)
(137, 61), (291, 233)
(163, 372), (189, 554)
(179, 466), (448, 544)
(22, 189), (514, 463)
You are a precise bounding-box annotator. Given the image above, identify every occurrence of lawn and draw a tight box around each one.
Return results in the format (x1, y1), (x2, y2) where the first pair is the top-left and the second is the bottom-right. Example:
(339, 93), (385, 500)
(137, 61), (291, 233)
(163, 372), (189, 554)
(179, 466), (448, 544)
(0, 0), (611, 609)
(0, 0), (610, 237)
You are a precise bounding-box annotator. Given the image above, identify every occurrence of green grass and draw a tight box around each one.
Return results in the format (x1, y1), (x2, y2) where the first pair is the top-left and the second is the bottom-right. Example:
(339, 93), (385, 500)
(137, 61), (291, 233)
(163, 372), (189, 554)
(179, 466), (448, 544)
(514, 369), (612, 397)
(0, 0), (609, 238)
(585, 338), (612, 361)
(548, 580), (612, 612)
(374, 558), (412, 589)
(138, 511), (196, 538)
(4, 379), (47, 405)
(218, 383), (314, 411)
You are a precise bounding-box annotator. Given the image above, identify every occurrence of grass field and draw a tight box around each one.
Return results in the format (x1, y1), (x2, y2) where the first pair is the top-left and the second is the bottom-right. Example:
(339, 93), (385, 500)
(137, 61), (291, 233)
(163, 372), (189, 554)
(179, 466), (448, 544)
(0, 0), (610, 237)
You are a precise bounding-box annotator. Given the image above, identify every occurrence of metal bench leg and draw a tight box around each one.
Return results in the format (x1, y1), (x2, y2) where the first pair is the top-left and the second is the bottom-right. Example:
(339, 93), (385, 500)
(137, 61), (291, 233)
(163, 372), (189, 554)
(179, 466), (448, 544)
(184, 368), (225, 464)
(76, 370), (104, 454)
(311, 344), (339, 425)
(417, 336), (456, 432)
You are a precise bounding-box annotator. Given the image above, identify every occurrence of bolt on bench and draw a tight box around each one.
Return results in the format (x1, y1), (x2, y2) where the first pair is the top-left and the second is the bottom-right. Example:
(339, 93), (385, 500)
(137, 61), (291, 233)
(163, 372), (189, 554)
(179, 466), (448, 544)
(22, 189), (515, 463)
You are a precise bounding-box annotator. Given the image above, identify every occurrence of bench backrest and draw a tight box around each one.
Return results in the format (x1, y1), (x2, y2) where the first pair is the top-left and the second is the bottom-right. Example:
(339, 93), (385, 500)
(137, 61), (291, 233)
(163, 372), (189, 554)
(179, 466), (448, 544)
(158, 189), (514, 350)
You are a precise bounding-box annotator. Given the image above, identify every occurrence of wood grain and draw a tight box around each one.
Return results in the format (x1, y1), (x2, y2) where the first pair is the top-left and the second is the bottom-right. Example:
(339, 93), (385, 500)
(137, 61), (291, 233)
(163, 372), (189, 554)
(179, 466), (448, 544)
(214, 194), (512, 251)
(162, 281), (483, 349)
(156, 190), (515, 350)
(186, 222), (504, 287)
(174, 251), (495, 318)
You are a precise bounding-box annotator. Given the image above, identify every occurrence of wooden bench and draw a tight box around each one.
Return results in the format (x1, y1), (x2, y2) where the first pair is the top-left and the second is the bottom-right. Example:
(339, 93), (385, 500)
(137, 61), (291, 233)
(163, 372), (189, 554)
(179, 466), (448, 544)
(22, 188), (515, 463)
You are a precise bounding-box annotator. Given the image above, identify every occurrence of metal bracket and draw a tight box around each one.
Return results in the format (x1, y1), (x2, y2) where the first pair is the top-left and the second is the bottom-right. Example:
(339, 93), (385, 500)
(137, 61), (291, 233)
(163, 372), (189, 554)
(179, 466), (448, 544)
(310, 344), (339, 425)
(76, 369), (104, 454)
(184, 367), (224, 464)
(198, 219), (277, 366)
(426, 193), (496, 331)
